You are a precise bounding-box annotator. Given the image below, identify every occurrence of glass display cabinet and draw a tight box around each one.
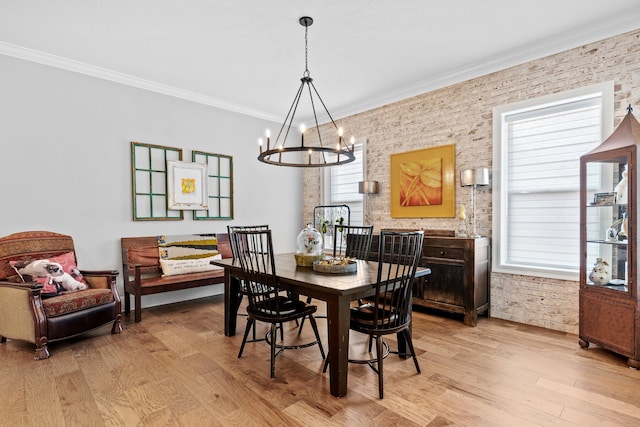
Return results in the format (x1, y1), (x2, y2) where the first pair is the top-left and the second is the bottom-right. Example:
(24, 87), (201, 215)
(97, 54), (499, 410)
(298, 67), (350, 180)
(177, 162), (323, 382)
(579, 107), (640, 368)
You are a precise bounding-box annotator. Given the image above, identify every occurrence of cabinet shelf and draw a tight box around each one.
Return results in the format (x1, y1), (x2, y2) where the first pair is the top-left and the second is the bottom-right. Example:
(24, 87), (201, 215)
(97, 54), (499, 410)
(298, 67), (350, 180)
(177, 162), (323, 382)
(586, 239), (628, 245)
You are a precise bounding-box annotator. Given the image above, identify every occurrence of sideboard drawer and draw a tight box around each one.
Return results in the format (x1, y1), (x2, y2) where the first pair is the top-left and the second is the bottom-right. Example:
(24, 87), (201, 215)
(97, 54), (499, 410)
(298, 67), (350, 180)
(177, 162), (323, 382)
(423, 246), (465, 260)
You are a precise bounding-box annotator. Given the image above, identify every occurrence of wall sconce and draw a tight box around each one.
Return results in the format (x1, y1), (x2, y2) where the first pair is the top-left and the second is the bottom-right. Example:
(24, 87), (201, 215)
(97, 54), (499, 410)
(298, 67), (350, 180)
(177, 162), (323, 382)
(358, 181), (379, 194)
(460, 167), (490, 238)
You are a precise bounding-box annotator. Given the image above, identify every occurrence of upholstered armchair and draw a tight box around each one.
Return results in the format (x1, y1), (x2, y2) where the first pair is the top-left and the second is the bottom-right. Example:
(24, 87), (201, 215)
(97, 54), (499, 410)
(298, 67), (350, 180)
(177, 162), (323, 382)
(0, 231), (122, 359)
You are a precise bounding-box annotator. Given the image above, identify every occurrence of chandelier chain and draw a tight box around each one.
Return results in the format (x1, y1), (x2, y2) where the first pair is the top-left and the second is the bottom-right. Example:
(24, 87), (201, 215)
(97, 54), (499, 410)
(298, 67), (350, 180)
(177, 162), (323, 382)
(304, 24), (309, 76)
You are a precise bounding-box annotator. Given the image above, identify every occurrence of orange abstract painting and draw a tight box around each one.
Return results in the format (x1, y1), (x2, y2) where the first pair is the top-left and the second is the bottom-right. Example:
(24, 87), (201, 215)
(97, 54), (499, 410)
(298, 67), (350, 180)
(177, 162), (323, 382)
(399, 157), (442, 206)
(391, 144), (455, 218)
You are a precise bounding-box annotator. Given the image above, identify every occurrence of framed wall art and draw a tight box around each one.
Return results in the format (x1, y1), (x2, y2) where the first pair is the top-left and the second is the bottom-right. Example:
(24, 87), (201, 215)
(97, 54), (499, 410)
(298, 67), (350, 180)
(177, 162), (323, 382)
(390, 144), (456, 218)
(167, 160), (209, 210)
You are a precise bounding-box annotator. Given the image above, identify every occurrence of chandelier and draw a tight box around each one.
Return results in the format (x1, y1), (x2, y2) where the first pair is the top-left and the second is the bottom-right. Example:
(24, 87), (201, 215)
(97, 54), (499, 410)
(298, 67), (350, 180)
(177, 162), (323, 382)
(257, 16), (356, 168)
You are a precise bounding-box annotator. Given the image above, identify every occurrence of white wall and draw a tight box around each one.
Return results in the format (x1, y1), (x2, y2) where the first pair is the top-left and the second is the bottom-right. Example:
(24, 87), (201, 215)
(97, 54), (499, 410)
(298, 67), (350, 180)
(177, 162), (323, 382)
(0, 55), (303, 308)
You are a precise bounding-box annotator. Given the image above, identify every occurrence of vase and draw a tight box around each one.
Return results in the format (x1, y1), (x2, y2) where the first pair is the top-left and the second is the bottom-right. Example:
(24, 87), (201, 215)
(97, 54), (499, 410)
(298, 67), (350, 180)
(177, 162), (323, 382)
(588, 257), (610, 285)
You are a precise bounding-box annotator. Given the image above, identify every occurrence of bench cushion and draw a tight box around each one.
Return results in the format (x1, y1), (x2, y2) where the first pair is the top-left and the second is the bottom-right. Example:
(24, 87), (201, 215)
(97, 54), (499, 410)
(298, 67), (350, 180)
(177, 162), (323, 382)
(128, 246), (159, 267)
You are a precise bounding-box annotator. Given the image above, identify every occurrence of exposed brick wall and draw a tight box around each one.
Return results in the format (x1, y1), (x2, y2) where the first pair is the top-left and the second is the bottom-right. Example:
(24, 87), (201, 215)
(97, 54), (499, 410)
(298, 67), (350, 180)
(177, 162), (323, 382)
(303, 29), (640, 333)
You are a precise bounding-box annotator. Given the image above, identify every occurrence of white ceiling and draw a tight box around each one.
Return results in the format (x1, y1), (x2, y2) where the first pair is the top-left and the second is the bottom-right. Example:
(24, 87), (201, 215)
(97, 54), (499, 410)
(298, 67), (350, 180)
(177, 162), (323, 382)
(1, 1), (639, 125)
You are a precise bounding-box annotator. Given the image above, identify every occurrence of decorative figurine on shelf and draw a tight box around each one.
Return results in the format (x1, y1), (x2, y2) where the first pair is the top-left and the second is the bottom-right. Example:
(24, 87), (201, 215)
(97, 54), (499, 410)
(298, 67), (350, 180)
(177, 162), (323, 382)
(605, 214), (628, 242)
(614, 164), (628, 205)
(588, 257), (610, 285)
(456, 205), (468, 238)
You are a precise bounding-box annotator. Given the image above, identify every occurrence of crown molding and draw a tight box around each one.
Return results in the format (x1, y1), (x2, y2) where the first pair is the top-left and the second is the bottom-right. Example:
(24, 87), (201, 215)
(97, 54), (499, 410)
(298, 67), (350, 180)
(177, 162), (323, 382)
(0, 41), (281, 123)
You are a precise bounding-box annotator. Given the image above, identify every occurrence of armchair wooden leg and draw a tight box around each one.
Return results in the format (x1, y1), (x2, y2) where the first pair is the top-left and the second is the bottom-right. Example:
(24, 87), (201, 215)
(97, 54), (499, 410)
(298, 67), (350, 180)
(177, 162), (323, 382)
(34, 337), (50, 360)
(111, 314), (123, 334)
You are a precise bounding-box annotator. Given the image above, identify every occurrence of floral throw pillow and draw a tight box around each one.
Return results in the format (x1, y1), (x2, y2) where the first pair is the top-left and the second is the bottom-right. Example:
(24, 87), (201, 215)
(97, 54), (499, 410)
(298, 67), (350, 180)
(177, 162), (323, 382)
(10, 251), (88, 298)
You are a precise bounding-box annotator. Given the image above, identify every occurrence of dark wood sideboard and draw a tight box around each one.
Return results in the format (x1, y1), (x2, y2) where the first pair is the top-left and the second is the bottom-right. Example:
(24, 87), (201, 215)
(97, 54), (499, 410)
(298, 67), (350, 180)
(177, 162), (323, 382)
(370, 234), (490, 326)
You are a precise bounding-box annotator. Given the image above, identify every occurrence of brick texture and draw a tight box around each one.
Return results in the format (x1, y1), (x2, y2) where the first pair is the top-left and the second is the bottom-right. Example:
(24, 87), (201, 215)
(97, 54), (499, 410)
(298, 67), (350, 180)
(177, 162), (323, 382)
(303, 29), (640, 333)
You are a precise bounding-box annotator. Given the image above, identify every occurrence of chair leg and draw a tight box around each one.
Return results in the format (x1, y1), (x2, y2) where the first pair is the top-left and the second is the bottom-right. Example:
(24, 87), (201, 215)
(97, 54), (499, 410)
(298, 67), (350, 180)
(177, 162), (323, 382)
(308, 314), (325, 359)
(376, 335), (384, 399)
(34, 337), (50, 360)
(270, 323), (277, 379)
(402, 329), (421, 374)
(297, 316), (306, 335)
(238, 317), (255, 358)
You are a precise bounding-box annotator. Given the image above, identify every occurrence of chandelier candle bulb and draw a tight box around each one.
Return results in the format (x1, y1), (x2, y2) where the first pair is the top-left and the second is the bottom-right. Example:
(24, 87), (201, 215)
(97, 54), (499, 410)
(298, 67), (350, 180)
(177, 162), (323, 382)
(266, 130), (271, 150)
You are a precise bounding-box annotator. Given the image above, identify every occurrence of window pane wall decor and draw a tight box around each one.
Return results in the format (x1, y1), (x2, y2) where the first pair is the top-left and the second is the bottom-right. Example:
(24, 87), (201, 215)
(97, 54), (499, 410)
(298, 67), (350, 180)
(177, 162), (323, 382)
(131, 141), (183, 221)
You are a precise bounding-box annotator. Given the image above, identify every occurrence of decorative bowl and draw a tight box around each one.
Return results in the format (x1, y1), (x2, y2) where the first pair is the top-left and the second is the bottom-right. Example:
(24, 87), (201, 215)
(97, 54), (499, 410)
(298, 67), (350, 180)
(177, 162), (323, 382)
(294, 253), (324, 267)
(312, 258), (357, 274)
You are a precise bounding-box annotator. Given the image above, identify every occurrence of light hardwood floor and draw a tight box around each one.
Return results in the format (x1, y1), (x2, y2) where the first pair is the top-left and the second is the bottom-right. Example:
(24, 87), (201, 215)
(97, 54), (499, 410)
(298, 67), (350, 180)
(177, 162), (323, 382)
(2, 295), (640, 426)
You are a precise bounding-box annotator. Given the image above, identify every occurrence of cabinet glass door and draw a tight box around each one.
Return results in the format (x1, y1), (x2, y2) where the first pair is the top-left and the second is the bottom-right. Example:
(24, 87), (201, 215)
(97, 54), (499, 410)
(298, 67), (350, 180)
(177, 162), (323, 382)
(584, 157), (629, 292)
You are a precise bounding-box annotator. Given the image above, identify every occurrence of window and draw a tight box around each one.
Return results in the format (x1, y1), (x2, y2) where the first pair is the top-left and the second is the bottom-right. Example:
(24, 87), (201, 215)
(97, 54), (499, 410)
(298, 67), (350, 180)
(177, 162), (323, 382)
(322, 140), (365, 225)
(492, 82), (613, 280)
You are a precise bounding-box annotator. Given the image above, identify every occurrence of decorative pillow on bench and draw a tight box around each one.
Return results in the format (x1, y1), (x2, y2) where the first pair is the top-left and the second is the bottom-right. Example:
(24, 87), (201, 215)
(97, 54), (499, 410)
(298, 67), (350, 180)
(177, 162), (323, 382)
(160, 254), (223, 277)
(157, 234), (225, 277)
(157, 234), (220, 260)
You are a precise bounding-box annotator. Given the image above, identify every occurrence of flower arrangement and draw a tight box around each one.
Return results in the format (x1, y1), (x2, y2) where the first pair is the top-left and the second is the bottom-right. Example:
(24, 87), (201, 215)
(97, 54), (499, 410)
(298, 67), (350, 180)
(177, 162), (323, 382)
(303, 232), (321, 253)
(297, 223), (323, 255)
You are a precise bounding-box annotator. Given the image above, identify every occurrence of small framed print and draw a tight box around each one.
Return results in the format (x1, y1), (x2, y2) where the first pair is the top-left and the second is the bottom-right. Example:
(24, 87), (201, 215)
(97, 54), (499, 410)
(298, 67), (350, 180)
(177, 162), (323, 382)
(167, 160), (209, 210)
(593, 192), (616, 206)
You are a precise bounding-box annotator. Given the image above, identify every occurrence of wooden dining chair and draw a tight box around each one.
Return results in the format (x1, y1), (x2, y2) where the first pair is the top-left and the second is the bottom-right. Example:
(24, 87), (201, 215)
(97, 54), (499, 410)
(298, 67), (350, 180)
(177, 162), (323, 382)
(227, 225), (270, 342)
(333, 224), (374, 260)
(233, 229), (325, 378)
(324, 229), (424, 398)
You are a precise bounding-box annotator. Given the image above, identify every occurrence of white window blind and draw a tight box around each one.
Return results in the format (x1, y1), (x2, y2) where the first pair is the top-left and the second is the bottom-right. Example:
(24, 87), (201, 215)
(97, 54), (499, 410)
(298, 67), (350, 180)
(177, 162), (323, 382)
(323, 143), (364, 225)
(493, 82), (613, 279)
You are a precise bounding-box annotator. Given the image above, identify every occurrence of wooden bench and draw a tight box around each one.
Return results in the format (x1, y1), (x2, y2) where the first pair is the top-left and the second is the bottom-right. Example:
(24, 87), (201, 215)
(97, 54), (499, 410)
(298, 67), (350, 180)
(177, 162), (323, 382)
(121, 234), (232, 322)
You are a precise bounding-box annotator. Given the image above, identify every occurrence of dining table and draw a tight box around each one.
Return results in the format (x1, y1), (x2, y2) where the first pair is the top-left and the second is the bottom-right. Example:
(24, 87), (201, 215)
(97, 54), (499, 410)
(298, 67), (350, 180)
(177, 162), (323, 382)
(212, 253), (431, 398)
